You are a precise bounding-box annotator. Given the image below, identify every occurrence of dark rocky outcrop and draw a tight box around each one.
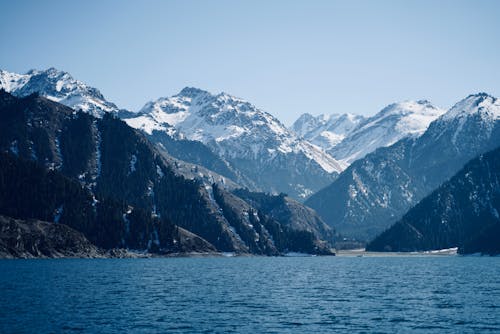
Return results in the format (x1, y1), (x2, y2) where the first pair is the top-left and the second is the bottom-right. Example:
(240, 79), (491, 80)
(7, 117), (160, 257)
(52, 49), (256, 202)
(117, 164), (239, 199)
(0, 215), (103, 258)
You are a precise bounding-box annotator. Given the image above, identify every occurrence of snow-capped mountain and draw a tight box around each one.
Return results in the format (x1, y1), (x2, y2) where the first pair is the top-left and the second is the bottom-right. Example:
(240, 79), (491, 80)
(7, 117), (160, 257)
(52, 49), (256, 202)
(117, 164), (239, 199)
(329, 100), (446, 164)
(124, 87), (346, 199)
(0, 68), (345, 199)
(0, 68), (120, 117)
(306, 93), (500, 241)
(0, 91), (335, 255)
(291, 113), (364, 151)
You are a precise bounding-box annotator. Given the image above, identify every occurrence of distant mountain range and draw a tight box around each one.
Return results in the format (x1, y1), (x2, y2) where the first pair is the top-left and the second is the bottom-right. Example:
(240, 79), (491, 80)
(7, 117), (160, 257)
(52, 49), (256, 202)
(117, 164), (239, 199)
(1, 68), (346, 200)
(291, 100), (445, 164)
(1, 67), (499, 255)
(306, 93), (500, 241)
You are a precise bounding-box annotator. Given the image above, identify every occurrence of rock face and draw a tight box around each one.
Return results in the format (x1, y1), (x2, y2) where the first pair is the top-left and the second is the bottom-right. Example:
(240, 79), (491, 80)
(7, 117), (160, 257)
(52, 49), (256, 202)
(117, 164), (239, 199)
(0, 91), (333, 255)
(367, 146), (500, 255)
(306, 93), (500, 241)
(123, 87), (345, 200)
(0, 215), (103, 258)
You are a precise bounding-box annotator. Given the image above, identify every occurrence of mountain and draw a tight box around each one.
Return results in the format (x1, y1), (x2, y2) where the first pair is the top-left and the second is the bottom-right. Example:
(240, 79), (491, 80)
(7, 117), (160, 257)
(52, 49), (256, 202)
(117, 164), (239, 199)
(212, 186), (333, 255)
(367, 146), (500, 255)
(123, 87), (346, 199)
(0, 68), (121, 117)
(329, 100), (445, 164)
(1, 68), (344, 200)
(306, 93), (500, 241)
(0, 91), (333, 255)
(291, 113), (365, 151)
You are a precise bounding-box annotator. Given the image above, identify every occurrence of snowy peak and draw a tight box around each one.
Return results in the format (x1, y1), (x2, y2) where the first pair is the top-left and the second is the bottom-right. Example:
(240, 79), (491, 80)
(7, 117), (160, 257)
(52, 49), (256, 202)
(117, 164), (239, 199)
(0, 69), (31, 92)
(177, 86), (210, 98)
(442, 92), (500, 122)
(125, 87), (346, 199)
(291, 112), (365, 151)
(329, 99), (445, 164)
(291, 113), (318, 137)
(0, 68), (120, 117)
(429, 93), (500, 147)
(136, 87), (299, 147)
(374, 99), (445, 135)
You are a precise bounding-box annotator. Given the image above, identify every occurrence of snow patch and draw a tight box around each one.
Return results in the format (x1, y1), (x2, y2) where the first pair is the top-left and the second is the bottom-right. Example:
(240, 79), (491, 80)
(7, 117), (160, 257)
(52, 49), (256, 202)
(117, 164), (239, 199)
(129, 154), (137, 174)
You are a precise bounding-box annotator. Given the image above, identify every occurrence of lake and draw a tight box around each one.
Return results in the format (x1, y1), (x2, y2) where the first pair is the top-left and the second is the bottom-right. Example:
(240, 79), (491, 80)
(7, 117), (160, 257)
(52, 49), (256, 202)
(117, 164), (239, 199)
(0, 256), (499, 333)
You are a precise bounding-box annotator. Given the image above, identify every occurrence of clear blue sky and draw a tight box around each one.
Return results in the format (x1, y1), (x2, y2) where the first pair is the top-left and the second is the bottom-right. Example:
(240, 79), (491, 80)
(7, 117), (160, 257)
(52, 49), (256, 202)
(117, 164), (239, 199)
(1, 0), (499, 124)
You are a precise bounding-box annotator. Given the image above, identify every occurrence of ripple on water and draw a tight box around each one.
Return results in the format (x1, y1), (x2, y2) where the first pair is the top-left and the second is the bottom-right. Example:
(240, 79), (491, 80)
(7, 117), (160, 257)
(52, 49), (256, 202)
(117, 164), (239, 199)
(0, 256), (499, 333)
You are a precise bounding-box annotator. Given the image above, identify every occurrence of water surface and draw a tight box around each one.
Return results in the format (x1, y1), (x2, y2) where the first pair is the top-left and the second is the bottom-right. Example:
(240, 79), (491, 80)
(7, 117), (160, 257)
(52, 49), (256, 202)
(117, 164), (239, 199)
(0, 256), (499, 333)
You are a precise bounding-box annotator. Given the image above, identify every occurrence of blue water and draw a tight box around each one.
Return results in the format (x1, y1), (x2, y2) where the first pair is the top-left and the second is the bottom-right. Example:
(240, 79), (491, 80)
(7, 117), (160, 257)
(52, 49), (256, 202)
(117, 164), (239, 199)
(0, 256), (499, 333)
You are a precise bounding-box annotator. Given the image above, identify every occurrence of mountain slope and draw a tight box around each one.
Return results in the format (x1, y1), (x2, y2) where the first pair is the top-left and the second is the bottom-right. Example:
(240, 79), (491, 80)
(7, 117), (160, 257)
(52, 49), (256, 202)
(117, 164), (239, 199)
(123, 87), (346, 199)
(0, 91), (333, 255)
(232, 188), (336, 243)
(329, 100), (445, 164)
(306, 93), (500, 241)
(367, 146), (500, 255)
(0, 150), (216, 254)
(291, 113), (364, 151)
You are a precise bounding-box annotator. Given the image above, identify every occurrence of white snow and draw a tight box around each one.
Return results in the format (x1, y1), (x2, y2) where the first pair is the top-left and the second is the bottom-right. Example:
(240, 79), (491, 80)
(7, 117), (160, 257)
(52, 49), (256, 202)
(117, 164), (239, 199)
(125, 87), (346, 174)
(156, 165), (164, 178)
(124, 116), (168, 135)
(438, 93), (500, 146)
(0, 68), (121, 118)
(330, 100), (445, 164)
(291, 113), (364, 151)
(442, 93), (500, 122)
(93, 121), (102, 182)
(129, 154), (137, 173)
(54, 136), (63, 170)
(0, 69), (31, 92)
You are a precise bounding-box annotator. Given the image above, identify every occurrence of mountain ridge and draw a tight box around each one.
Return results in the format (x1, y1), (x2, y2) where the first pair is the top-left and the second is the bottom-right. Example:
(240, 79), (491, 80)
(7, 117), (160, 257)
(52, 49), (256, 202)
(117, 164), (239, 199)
(306, 92), (500, 241)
